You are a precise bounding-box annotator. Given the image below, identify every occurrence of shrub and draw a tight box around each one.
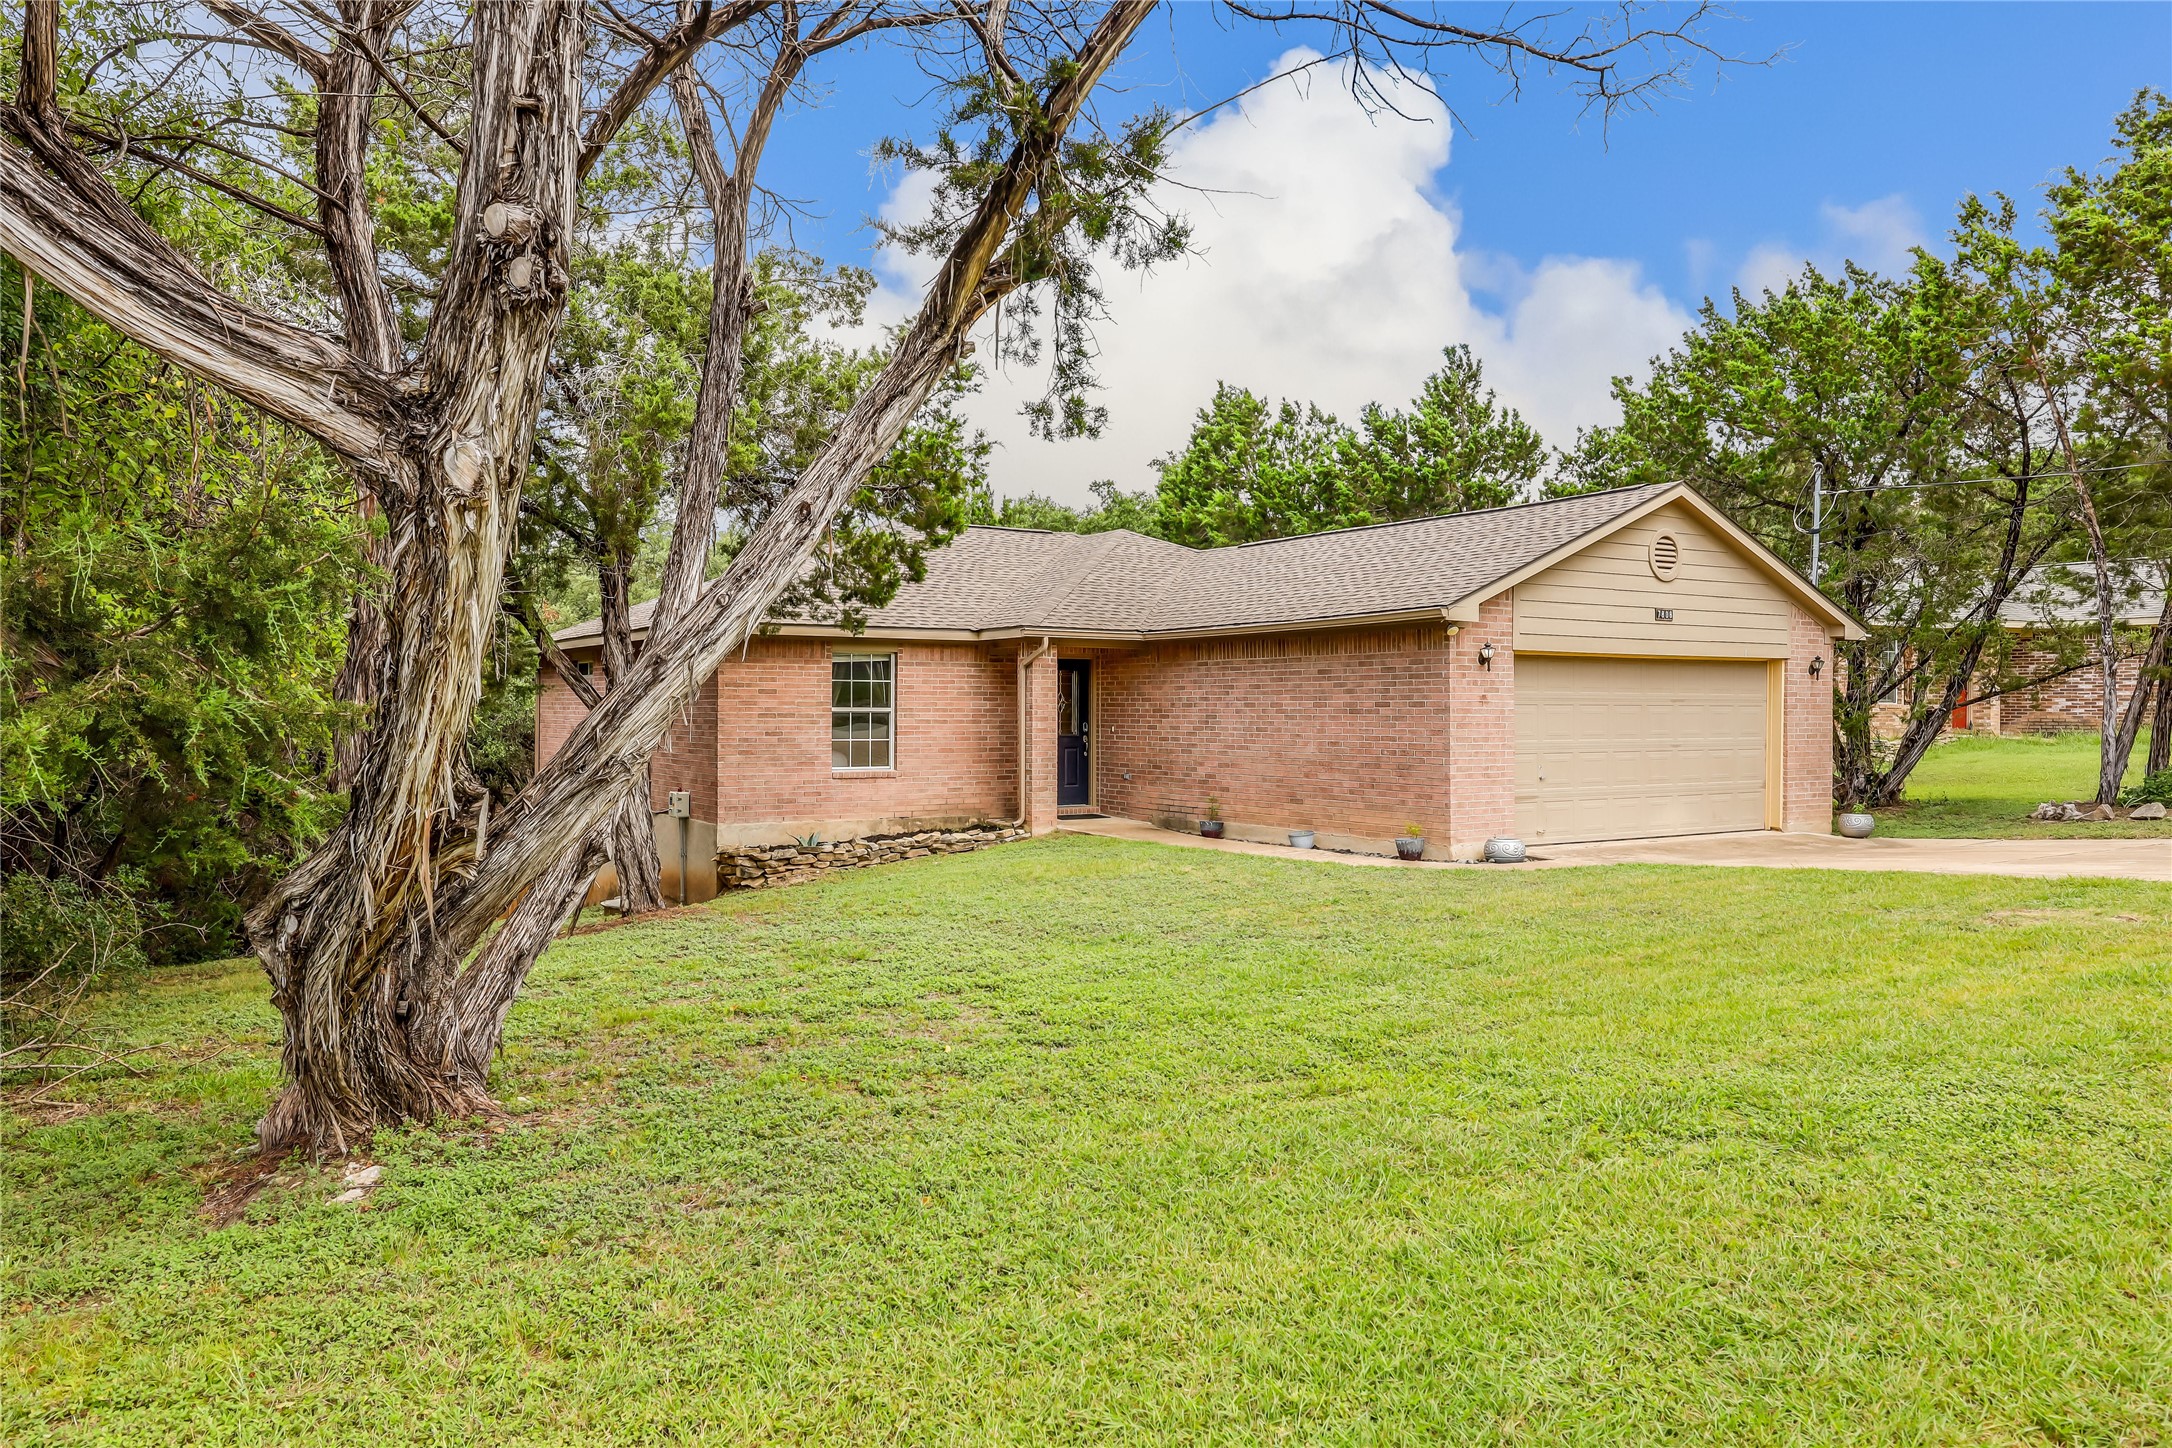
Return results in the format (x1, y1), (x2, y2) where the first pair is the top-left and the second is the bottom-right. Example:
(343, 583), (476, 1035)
(0, 873), (148, 994)
(2117, 768), (2172, 807)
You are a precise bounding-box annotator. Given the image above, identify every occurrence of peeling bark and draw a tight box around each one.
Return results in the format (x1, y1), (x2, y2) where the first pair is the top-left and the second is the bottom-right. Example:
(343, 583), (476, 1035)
(2149, 665), (2172, 776)
(243, 0), (592, 1153)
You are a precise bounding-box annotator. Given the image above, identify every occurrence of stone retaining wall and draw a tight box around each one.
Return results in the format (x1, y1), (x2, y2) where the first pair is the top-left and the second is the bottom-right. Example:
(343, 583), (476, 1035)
(717, 824), (1027, 890)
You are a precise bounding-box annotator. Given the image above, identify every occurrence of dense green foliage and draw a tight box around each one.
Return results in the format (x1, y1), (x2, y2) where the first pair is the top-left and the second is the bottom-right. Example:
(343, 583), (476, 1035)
(976, 346), (1545, 544)
(7, 838), (2169, 1441)
(1553, 92), (2172, 803)
(0, 872), (146, 997)
(0, 267), (366, 961)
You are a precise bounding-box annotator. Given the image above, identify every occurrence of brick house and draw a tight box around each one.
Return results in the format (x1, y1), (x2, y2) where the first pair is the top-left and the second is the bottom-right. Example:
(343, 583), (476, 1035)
(1984, 567), (2165, 734)
(540, 482), (1864, 897)
(1877, 566), (2168, 738)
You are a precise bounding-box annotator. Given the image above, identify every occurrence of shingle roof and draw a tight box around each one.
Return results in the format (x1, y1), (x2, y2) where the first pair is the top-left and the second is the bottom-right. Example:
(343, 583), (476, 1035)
(1997, 562), (2167, 628)
(556, 483), (1676, 644)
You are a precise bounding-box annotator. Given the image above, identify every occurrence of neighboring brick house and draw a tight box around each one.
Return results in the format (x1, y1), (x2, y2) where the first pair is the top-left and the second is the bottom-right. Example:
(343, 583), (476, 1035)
(541, 482), (1864, 897)
(1991, 566), (2165, 735)
(1872, 566), (2167, 739)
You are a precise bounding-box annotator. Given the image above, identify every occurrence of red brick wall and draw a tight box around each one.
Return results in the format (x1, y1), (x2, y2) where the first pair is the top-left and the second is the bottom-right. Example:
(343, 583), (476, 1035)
(1785, 607), (1835, 832)
(707, 636), (1018, 840)
(2001, 632), (2145, 734)
(533, 596), (1846, 861)
(535, 650), (603, 778)
(1093, 623), (1457, 853)
(535, 636), (1021, 842)
(650, 670), (719, 812)
(1445, 595), (1516, 855)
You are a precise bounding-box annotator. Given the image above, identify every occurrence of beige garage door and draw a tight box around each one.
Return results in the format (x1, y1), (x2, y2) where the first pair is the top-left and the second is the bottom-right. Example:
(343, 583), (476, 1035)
(1515, 656), (1768, 845)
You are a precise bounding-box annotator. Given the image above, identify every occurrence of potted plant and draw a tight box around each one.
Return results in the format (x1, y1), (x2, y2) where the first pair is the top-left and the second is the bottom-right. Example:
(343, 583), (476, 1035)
(1836, 803), (1876, 839)
(1199, 798), (1225, 839)
(1287, 828), (1316, 850)
(1395, 823), (1425, 860)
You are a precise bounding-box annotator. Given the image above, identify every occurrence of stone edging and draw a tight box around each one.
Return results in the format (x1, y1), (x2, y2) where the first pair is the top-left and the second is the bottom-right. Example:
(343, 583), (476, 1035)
(718, 824), (1028, 890)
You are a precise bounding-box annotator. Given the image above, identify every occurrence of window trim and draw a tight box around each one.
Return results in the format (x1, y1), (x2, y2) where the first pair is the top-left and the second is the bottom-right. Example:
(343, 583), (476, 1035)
(830, 650), (896, 772)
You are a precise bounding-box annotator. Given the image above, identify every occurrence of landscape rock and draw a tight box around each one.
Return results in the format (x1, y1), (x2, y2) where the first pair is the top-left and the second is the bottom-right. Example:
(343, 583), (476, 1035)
(2081, 803), (2116, 822)
(329, 1187), (369, 1205)
(342, 1163), (384, 1189)
(2029, 802), (2081, 822)
(718, 824), (1028, 890)
(2130, 801), (2166, 820)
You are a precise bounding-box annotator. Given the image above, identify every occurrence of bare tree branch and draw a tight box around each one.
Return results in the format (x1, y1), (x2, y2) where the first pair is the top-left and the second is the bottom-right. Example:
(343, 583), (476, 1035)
(578, 0), (772, 180)
(69, 124), (333, 236)
(0, 135), (396, 460)
(204, 0), (333, 82)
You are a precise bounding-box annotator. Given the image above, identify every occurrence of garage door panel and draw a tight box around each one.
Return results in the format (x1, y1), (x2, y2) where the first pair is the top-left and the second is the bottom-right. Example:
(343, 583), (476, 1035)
(1515, 657), (1767, 844)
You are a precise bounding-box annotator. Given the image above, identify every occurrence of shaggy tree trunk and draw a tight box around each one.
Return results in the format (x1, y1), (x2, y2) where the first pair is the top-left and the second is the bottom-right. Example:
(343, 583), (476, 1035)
(240, 0), (590, 1154)
(412, 0), (1161, 1052)
(594, 558), (665, 913)
(2150, 668), (2172, 776)
(2105, 586), (2172, 792)
(256, 0), (1154, 1152)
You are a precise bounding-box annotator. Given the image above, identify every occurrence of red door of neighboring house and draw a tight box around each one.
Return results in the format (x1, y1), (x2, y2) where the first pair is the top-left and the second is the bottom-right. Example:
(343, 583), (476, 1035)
(1950, 702), (1969, 730)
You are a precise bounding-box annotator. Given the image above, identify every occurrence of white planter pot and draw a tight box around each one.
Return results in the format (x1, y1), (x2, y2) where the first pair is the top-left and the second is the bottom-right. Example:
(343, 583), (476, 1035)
(1483, 836), (1527, 864)
(1837, 812), (1876, 839)
(1287, 830), (1316, 850)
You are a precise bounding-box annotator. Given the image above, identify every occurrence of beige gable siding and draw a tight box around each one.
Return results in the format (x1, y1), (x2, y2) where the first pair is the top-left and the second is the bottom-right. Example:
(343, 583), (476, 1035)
(1511, 501), (1793, 658)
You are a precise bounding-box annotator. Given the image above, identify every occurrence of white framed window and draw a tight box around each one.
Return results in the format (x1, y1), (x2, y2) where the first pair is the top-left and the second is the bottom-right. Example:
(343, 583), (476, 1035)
(831, 652), (894, 770)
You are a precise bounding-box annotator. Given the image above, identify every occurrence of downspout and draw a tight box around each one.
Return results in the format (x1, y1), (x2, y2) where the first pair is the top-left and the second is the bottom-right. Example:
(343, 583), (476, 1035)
(1441, 611), (1461, 858)
(1017, 636), (1053, 828)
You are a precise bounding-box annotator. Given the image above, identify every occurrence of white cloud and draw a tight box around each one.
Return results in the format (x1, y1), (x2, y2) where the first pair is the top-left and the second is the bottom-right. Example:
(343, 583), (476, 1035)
(1735, 192), (1928, 297)
(1737, 242), (1806, 299)
(858, 51), (1692, 506)
(1821, 194), (1928, 273)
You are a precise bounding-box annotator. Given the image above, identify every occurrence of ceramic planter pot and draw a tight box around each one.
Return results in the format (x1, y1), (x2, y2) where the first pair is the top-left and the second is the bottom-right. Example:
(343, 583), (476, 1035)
(1287, 830), (1316, 850)
(1482, 836), (1527, 864)
(1836, 811), (1876, 839)
(1199, 820), (1225, 839)
(1394, 836), (1425, 861)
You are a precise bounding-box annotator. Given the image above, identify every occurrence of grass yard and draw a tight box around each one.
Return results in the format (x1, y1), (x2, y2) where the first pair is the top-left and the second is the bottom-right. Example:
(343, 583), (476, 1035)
(6, 836), (2171, 1445)
(1873, 731), (2168, 838)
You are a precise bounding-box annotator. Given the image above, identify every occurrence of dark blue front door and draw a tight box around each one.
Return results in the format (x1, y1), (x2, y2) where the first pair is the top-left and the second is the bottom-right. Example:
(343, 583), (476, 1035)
(1057, 661), (1090, 806)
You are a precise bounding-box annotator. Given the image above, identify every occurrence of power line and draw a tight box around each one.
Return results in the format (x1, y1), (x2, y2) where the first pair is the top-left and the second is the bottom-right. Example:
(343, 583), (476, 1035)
(1817, 459), (2161, 497)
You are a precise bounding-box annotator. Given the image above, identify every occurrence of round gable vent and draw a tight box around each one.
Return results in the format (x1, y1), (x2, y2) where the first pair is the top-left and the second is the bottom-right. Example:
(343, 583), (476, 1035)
(1649, 532), (1681, 581)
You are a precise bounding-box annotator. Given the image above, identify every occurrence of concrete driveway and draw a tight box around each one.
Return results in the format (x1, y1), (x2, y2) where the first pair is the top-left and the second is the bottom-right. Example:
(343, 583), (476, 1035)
(1535, 830), (2169, 882)
(1059, 816), (2170, 882)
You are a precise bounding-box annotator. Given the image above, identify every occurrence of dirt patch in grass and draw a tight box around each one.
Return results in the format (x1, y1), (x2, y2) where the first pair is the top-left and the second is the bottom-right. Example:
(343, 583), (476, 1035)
(1984, 907), (2151, 928)
(195, 1151), (299, 1227)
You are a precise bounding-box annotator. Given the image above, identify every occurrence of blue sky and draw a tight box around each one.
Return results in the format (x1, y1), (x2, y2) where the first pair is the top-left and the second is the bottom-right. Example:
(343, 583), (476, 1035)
(752, 3), (2172, 501)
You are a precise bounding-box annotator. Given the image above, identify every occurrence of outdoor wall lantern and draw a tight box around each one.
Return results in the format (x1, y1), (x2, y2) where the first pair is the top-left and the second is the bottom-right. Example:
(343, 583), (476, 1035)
(1478, 642), (1496, 669)
(1809, 655), (1825, 680)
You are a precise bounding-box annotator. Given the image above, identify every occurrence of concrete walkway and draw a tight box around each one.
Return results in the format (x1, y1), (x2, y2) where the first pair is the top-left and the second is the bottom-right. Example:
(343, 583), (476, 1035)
(1057, 816), (2170, 883)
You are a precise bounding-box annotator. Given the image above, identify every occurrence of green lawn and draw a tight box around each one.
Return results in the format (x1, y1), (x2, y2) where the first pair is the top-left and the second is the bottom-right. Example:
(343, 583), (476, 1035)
(7, 837), (2171, 1445)
(1871, 731), (2168, 838)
